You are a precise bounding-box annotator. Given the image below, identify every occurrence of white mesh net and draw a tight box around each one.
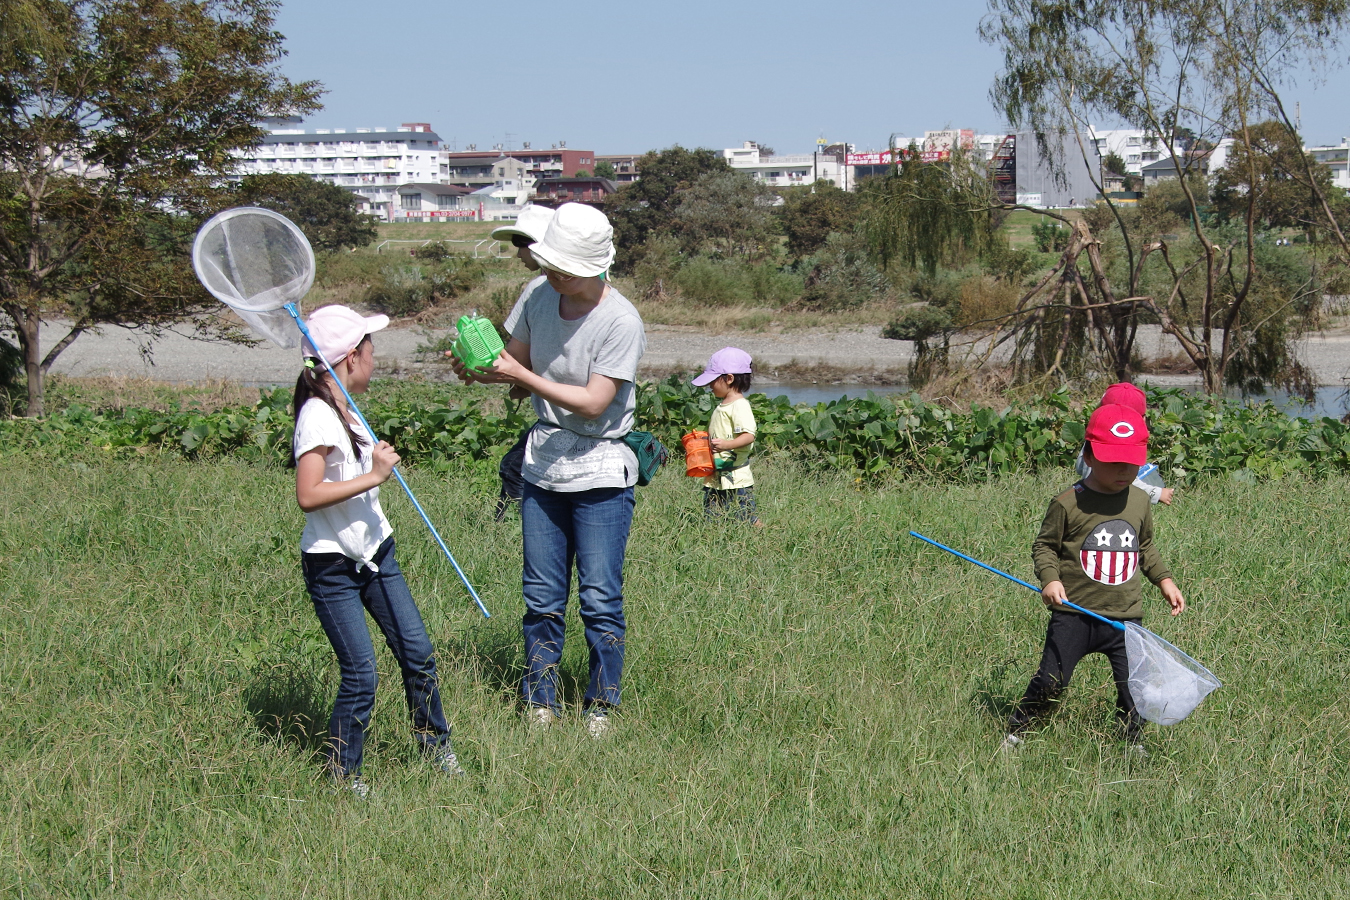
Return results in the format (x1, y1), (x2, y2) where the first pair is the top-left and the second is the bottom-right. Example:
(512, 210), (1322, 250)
(1125, 622), (1221, 725)
(191, 207), (316, 348)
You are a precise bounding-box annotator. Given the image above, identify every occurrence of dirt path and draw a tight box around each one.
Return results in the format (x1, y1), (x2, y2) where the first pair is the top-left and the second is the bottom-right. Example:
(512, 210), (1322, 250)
(40, 319), (1350, 386)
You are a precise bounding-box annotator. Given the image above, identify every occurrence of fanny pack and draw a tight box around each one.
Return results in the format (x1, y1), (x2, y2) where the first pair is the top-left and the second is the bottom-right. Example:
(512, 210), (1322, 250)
(623, 430), (669, 486)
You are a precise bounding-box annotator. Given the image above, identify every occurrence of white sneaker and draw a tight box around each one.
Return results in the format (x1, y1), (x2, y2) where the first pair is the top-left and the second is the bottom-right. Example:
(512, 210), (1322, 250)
(432, 744), (466, 777)
(343, 777), (371, 800)
(584, 709), (612, 740)
(526, 705), (558, 730)
(1000, 733), (1024, 754)
(1126, 743), (1148, 759)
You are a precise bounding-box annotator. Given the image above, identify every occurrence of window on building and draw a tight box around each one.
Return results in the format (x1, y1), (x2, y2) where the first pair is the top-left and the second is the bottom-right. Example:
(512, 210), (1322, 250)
(401, 193), (421, 210)
(437, 194), (458, 210)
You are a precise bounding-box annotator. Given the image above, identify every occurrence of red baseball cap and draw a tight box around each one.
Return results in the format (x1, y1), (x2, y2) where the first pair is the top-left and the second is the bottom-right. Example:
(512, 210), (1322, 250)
(1100, 382), (1147, 415)
(1085, 403), (1149, 465)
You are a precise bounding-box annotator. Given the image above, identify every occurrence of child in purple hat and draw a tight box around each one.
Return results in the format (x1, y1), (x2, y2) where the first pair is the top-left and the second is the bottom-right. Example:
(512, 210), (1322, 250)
(693, 347), (761, 525)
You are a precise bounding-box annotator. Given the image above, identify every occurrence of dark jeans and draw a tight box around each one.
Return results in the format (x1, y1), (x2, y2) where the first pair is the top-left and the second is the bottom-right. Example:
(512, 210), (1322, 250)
(520, 481), (634, 713)
(495, 427), (532, 521)
(302, 537), (449, 777)
(703, 486), (759, 523)
(1010, 609), (1143, 741)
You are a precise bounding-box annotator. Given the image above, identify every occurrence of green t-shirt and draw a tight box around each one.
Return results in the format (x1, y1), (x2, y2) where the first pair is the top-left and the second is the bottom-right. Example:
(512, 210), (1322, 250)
(1032, 482), (1172, 619)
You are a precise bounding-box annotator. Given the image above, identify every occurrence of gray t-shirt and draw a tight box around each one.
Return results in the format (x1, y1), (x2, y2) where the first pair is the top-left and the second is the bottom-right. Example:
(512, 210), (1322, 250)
(505, 280), (647, 491)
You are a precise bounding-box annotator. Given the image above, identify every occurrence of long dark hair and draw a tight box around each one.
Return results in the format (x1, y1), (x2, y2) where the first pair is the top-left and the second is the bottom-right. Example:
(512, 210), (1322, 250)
(292, 336), (370, 461)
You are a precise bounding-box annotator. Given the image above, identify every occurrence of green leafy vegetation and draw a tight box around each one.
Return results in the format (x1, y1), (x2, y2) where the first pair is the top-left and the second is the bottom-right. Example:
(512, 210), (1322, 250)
(8, 379), (1350, 486)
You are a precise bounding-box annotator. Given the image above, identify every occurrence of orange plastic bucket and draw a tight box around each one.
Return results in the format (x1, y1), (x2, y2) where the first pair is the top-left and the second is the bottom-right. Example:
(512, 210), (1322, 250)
(682, 431), (714, 477)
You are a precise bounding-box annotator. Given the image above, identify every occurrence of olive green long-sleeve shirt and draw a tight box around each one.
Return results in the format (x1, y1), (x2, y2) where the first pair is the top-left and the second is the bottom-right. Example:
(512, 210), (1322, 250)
(1032, 483), (1172, 619)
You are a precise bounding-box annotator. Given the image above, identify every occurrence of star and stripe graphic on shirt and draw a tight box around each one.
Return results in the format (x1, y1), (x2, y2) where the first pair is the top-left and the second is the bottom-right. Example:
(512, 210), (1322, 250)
(1079, 518), (1139, 586)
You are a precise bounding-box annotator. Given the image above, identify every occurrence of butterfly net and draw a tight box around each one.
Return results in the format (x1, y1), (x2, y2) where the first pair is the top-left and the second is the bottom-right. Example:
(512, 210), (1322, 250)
(1125, 622), (1221, 725)
(191, 207), (315, 348)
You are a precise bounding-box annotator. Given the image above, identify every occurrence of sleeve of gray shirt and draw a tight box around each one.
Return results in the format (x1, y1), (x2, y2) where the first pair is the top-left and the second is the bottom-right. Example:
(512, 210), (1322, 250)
(504, 277), (546, 345)
(592, 313), (646, 382)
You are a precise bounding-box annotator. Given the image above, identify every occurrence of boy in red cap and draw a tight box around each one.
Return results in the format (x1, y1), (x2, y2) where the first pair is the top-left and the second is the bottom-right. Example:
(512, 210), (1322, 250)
(1003, 403), (1186, 754)
(1075, 382), (1174, 505)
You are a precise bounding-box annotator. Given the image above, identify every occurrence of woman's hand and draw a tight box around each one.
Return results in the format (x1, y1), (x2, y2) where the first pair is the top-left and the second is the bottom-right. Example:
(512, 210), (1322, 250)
(445, 351), (479, 385)
(471, 348), (529, 385)
(371, 441), (400, 483)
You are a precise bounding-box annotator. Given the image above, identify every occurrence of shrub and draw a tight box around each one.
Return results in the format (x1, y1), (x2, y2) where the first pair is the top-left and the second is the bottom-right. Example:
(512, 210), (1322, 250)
(670, 256), (802, 306)
(795, 232), (889, 311)
(362, 258), (491, 317)
(1031, 219), (1070, 252)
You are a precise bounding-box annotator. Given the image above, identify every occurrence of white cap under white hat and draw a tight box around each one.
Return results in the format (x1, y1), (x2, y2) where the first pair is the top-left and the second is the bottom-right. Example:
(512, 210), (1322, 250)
(490, 205), (555, 245)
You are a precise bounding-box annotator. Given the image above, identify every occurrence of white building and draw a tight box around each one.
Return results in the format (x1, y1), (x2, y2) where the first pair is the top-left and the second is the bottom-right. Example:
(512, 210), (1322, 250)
(235, 122), (445, 220)
(722, 142), (844, 188)
(1309, 139), (1350, 192)
(1088, 129), (1166, 175)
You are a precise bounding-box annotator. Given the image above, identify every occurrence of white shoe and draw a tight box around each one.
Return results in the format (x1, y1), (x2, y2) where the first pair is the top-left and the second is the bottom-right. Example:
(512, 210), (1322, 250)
(584, 709), (612, 740)
(1126, 743), (1148, 759)
(1000, 733), (1024, 754)
(526, 705), (558, 730)
(431, 744), (466, 777)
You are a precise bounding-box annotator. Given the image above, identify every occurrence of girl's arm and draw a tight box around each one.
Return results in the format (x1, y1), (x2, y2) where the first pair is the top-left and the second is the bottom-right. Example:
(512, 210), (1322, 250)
(710, 432), (755, 452)
(295, 442), (399, 512)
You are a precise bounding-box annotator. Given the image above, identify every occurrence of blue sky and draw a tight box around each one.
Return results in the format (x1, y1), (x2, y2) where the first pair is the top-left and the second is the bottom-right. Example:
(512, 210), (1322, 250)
(273, 0), (1348, 155)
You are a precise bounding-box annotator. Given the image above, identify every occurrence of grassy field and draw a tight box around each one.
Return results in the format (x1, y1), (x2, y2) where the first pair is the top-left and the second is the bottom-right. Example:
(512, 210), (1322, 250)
(4, 447), (1345, 897)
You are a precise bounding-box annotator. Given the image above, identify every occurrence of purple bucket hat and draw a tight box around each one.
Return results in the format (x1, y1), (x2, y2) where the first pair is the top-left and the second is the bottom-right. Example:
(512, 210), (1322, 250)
(692, 347), (753, 386)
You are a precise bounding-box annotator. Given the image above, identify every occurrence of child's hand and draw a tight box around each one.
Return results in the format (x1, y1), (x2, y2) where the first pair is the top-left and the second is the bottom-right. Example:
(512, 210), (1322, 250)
(1041, 580), (1068, 607)
(709, 438), (728, 452)
(1159, 487), (1175, 505)
(1159, 577), (1185, 615)
(371, 441), (400, 482)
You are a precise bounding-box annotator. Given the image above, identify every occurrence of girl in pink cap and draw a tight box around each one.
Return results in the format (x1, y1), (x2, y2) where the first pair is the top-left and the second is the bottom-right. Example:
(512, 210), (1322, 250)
(1074, 382), (1174, 505)
(292, 305), (462, 797)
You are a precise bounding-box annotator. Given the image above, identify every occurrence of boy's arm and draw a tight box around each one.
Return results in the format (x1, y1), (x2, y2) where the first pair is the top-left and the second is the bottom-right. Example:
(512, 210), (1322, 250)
(1139, 507), (1185, 614)
(1032, 499), (1067, 589)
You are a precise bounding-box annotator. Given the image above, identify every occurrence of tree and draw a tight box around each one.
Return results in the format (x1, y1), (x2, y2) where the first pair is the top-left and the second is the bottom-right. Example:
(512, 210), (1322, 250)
(0, 0), (321, 415)
(779, 183), (863, 259)
(572, 169), (590, 178)
(1211, 121), (1347, 232)
(981, 0), (1350, 393)
(235, 174), (377, 252)
(603, 146), (729, 271)
(671, 170), (777, 261)
(859, 147), (997, 276)
(592, 160), (616, 180)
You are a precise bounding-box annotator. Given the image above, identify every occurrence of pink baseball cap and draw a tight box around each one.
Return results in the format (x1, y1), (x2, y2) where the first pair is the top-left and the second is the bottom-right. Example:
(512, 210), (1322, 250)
(301, 305), (389, 364)
(692, 347), (753, 386)
(1085, 403), (1149, 465)
(1100, 382), (1147, 415)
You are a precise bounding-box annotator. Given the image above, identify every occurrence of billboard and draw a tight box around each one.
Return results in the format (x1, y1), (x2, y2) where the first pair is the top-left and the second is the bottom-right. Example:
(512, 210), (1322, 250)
(846, 148), (952, 166)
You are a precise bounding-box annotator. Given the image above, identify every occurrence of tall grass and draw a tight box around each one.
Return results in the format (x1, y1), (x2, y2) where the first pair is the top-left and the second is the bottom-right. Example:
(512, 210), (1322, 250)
(1, 453), (1345, 896)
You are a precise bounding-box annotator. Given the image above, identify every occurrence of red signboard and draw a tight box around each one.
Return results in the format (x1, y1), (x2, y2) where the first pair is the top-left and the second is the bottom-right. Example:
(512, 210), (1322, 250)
(403, 210), (478, 218)
(846, 149), (951, 166)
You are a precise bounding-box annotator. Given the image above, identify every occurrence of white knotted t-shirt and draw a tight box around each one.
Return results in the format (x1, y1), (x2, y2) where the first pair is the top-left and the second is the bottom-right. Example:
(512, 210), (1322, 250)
(293, 398), (393, 569)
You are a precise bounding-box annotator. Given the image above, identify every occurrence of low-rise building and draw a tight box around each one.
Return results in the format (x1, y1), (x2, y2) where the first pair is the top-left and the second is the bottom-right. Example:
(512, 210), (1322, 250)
(722, 142), (845, 188)
(532, 176), (618, 206)
(393, 183), (476, 222)
(441, 146), (596, 182)
(1309, 140), (1350, 192)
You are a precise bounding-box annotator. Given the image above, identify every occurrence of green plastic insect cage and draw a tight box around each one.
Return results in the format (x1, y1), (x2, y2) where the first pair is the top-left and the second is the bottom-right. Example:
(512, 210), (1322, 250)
(452, 315), (505, 371)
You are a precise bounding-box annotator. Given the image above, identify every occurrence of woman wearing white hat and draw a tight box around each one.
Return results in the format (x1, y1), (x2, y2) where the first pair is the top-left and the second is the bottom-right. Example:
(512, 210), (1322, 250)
(451, 203), (646, 737)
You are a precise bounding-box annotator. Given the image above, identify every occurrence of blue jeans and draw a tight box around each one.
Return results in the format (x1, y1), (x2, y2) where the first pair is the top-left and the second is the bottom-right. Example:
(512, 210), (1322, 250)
(521, 482), (634, 713)
(302, 537), (449, 777)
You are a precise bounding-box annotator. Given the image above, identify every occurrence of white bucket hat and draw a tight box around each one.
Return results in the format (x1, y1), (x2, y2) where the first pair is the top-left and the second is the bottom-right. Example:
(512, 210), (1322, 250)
(490, 204), (555, 245)
(530, 202), (615, 277)
(302, 305), (389, 364)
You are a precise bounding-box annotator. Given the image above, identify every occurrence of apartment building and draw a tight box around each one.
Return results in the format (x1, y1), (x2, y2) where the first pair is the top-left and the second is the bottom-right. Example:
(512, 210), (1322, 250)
(1309, 139), (1350, 192)
(236, 122), (445, 220)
